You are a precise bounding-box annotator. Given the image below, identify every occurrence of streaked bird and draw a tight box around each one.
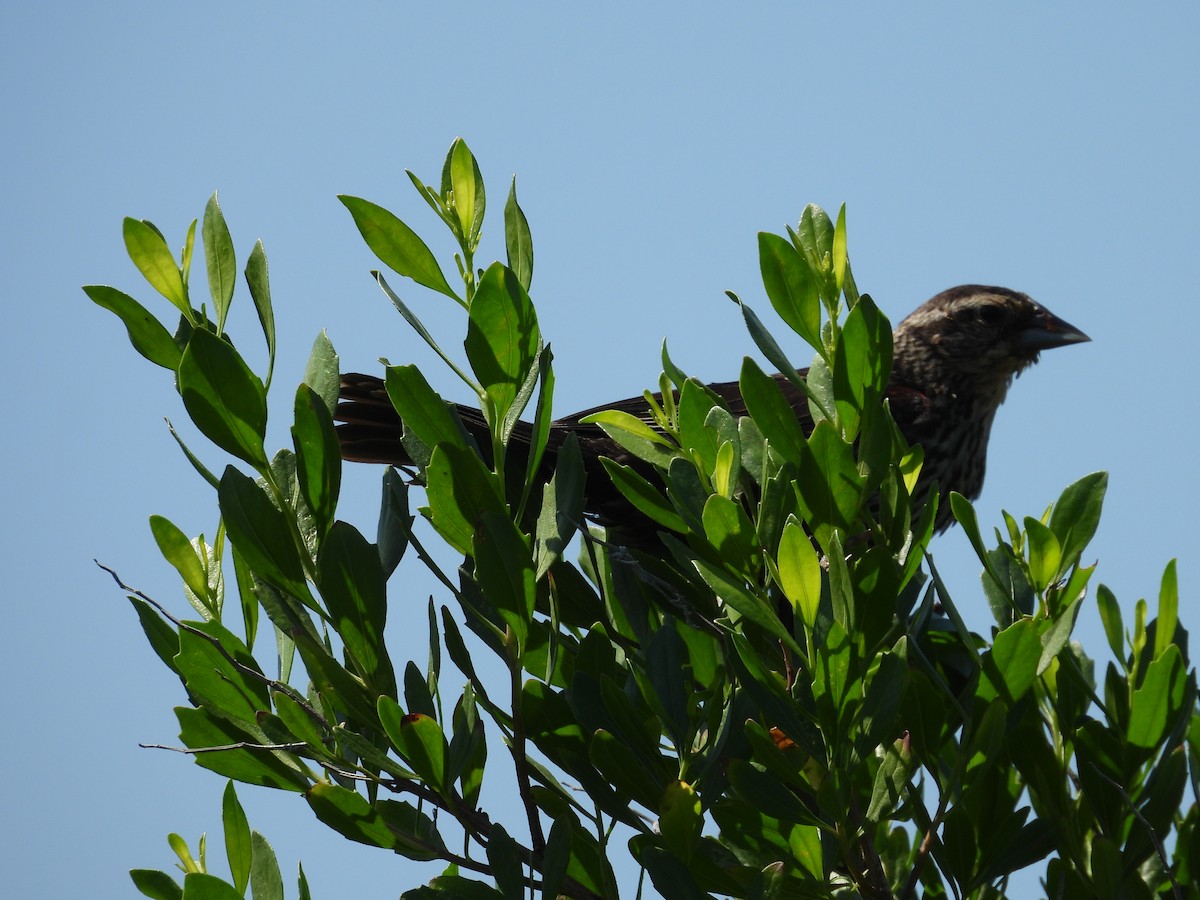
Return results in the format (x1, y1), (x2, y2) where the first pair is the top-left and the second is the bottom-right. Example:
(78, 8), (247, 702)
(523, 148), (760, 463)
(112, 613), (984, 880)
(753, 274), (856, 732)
(336, 285), (1089, 540)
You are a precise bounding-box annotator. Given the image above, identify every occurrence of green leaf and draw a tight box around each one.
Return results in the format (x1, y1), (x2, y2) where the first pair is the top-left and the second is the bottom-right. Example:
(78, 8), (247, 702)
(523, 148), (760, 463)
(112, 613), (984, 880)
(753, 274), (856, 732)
(589, 729), (666, 810)
(693, 559), (799, 652)
(318, 521), (394, 695)
(123, 217), (189, 317)
(378, 469), (412, 578)
(981, 618), (1041, 702)
(383, 364), (468, 454)
(794, 204), (835, 281)
(306, 782), (404, 851)
(303, 330), (340, 414)
(179, 329), (268, 468)
(448, 137), (485, 243)
(175, 619), (270, 722)
(244, 241), (276, 386)
(379, 699), (448, 792)
(832, 203), (848, 294)
(339, 195), (460, 302)
(659, 779), (703, 859)
(221, 782), (251, 895)
(1047, 471), (1107, 573)
(1096, 583), (1125, 663)
(598, 458), (687, 533)
(866, 734), (914, 822)
(464, 262), (540, 423)
(149, 515), (209, 603)
(473, 511), (535, 648)
(833, 293), (891, 434)
(1155, 559), (1179, 658)
(758, 232), (821, 352)
(180, 873), (243, 899)
(534, 432), (584, 579)
(793, 420), (865, 540)
(541, 818), (572, 900)
(292, 384), (341, 540)
(218, 467), (314, 607)
(727, 758), (823, 827)
(84, 284), (182, 369)
(504, 176), (533, 290)
(738, 357), (807, 465)
(129, 596), (182, 673)
(202, 193), (236, 329)
(248, 831), (283, 900)
(485, 823), (525, 898)
(580, 409), (678, 468)
(424, 443), (506, 555)
(130, 869), (182, 900)
(175, 707), (309, 791)
(776, 517), (822, 628)
(1024, 517), (1062, 592)
(1129, 645), (1185, 748)
(701, 494), (757, 578)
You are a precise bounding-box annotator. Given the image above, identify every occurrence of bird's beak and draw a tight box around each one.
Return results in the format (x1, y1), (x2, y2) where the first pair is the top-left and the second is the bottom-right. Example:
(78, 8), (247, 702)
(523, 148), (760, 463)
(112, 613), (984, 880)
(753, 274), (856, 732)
(1018, 306), (1091, 350)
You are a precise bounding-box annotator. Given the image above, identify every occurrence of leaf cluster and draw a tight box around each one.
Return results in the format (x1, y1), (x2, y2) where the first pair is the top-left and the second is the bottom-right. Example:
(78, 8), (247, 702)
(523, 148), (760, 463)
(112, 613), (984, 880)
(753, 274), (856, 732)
(89, 140), (1199, 900)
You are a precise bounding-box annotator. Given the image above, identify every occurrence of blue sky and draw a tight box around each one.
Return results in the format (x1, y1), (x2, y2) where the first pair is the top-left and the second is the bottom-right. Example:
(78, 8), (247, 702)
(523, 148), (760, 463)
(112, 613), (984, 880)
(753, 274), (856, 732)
(3, 3), (1197, 897)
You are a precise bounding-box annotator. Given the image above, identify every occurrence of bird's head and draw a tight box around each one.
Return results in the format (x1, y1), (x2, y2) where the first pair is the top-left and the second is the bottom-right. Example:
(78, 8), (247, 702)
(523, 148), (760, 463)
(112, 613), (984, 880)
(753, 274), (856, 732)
(892, 285), (1090, 396)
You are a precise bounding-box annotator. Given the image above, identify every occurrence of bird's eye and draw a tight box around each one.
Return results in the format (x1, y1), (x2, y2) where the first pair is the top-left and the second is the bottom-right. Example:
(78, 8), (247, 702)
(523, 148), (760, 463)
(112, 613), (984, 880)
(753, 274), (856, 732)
(975, 304), (1006, 325)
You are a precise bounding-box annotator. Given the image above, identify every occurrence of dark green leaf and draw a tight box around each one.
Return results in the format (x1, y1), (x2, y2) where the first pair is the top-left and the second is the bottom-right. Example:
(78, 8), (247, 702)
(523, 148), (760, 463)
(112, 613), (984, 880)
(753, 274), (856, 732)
(378, 699), (448, 793)
(504, 176), (533, 290)
(202, 193), (236, 329)
(465, 262), (541, 424)
(292, 384), (341, 540)
(474, 511), (535, 648)
(424, 443), (506, 555)
(130, 869), (182, 900)
(219, 782), (249, 897)
(485, 823), (525, 897)
(738, 357), (807, 465)
(175, 707), (309, 791)
(534, 432), (584, 579)
(128, 596), (181, 673)
(384, 364), (468, 455)
(84, 284), (181, 369)
(378, 469), (411, 578)
(317, 521), (394, 695)
(980, 619), (1041, 703)
(758, 232), (821, 351)
(180, 873), (242, 899)
(1048, 471), (1107, 573)
(175, 619), (270, 723)
(218, 467), (314, 607)
(598, 458), (686, 533)
(244, 241), (276, 384)
(179, 329), (268, 467)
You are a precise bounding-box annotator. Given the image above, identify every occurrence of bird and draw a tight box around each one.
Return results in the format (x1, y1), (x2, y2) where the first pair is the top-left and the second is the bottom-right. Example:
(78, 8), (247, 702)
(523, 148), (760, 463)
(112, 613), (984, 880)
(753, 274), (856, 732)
(335, 285), (1089, 542)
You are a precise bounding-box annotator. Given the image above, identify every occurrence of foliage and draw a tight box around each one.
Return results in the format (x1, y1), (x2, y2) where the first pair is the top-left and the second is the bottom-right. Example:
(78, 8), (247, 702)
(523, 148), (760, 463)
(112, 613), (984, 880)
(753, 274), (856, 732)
(89, 140), (1199, 899)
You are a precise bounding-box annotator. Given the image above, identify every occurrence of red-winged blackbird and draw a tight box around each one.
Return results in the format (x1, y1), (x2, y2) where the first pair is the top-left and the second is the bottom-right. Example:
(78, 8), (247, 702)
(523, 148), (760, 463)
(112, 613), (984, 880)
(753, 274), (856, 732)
(336, 285), (1088, 539)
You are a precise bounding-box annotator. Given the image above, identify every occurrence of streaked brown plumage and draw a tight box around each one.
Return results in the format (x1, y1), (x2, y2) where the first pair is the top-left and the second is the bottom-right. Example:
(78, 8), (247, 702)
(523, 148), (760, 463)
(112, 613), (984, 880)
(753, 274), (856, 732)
(335, 285), (1088, 539)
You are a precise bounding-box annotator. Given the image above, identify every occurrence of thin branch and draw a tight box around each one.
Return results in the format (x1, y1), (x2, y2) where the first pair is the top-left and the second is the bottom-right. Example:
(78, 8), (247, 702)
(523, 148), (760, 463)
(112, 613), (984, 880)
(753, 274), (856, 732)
(1090, 765), (1183, 900)
(96, 561), (330, 730)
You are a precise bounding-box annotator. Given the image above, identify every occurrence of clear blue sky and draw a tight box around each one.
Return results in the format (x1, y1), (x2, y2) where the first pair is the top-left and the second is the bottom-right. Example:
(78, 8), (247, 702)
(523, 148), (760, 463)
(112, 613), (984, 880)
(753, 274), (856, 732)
(3, 3), (1197, 897)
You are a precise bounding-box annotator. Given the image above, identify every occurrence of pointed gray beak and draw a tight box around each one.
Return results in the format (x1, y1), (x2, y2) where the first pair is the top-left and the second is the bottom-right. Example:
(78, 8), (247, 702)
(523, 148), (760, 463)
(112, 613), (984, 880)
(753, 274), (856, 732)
(1018, 306), (1091, 350)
